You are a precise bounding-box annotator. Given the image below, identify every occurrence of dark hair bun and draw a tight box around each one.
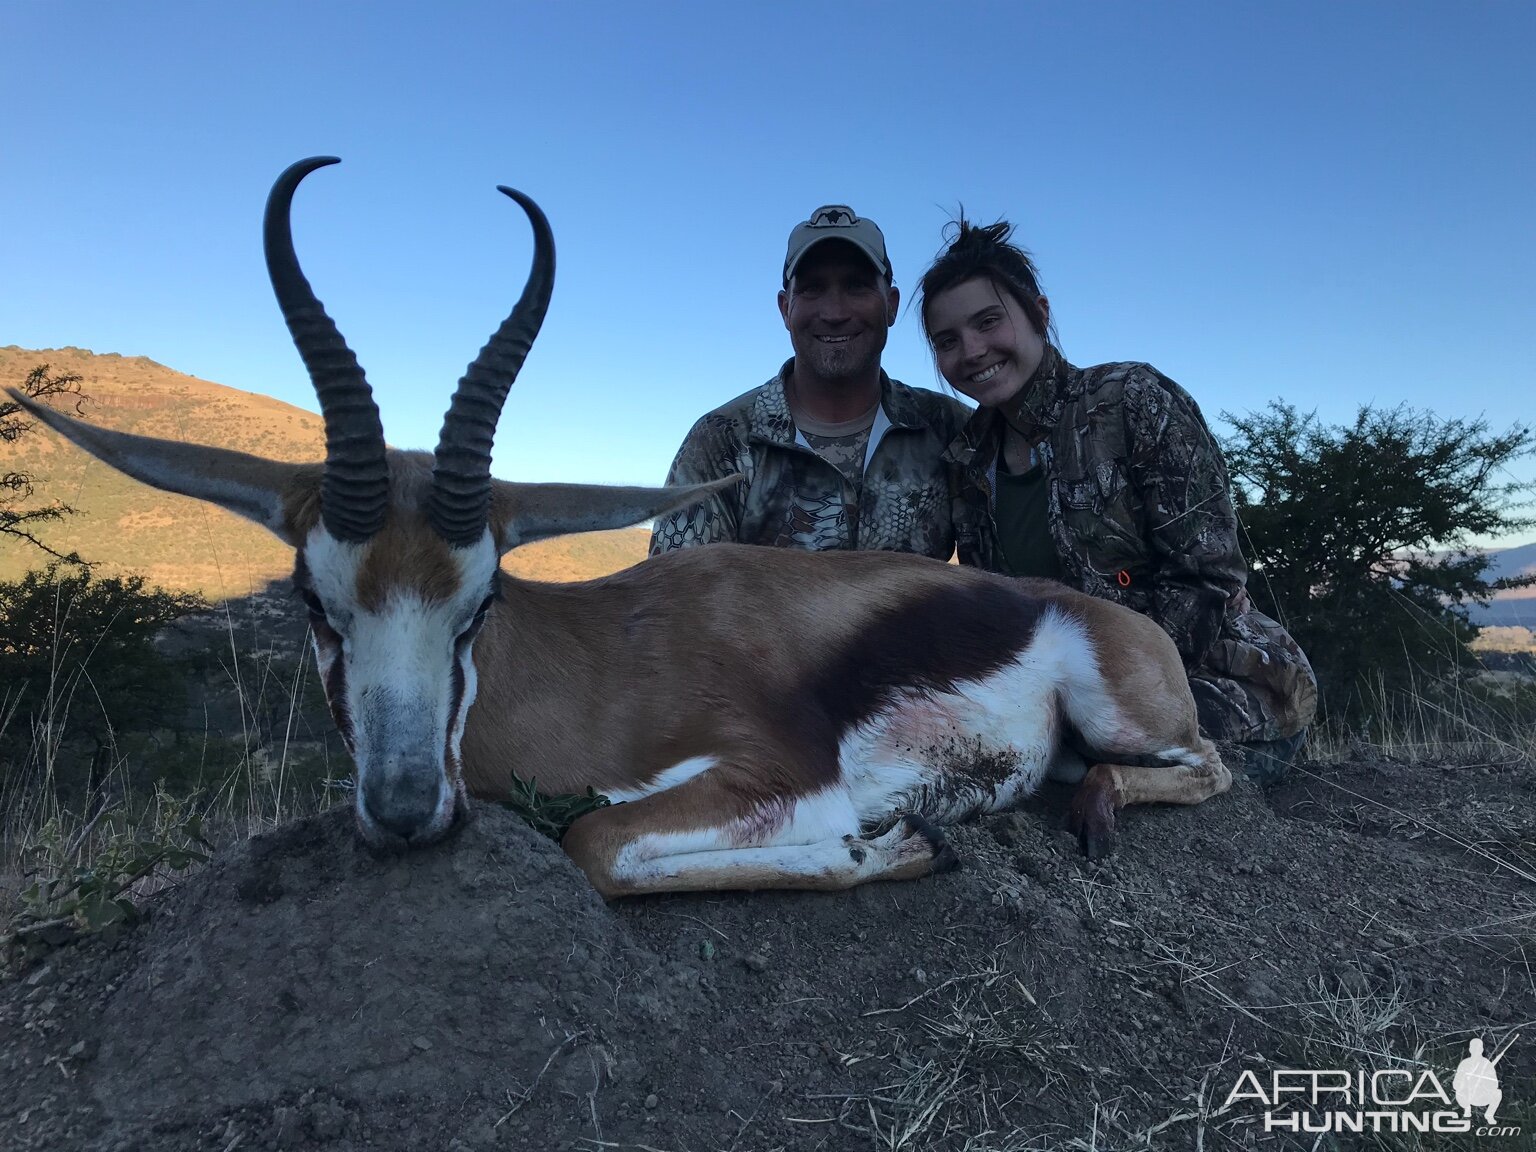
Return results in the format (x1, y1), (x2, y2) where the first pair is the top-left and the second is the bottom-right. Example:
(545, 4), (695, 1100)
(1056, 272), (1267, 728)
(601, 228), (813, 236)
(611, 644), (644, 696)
(919, 215), (1052, 344)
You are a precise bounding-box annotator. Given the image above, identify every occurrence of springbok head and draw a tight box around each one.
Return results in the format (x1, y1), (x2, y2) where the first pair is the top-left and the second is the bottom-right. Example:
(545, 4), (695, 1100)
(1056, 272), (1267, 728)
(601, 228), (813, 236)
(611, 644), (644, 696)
(8, 157), (731, 850)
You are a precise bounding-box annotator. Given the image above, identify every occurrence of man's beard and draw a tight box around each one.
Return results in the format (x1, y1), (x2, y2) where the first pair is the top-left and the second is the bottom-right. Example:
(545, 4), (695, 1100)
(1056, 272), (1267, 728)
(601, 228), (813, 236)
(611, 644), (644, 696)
(801, 335), (877, 382)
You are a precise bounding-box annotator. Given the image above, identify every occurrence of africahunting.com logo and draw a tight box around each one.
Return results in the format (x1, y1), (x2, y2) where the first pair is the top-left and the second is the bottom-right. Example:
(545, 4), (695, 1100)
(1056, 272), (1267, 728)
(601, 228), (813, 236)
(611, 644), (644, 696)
(1222, 1033), (1521, 1137)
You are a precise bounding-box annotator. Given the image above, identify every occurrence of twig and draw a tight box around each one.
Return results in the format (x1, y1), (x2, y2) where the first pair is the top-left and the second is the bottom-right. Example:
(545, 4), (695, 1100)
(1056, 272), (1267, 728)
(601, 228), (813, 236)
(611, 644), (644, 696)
(655, 911), (731, 941)
(862, 968), (1002, 1019)
(726, 1079), (781, 1152)
(493, 1029), (590, 1126)
(0, 914), (76, 949)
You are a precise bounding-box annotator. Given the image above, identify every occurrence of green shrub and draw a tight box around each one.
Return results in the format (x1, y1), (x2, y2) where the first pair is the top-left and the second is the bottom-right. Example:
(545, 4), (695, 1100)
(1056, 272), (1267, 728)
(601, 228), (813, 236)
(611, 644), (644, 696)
(0, 564), (206, 803)
(1221, 402), (1535, 720)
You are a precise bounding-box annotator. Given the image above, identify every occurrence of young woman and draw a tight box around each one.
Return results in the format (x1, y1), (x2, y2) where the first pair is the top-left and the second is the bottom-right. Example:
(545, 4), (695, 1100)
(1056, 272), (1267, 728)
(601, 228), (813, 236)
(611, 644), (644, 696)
(919, 220), (1316, 781)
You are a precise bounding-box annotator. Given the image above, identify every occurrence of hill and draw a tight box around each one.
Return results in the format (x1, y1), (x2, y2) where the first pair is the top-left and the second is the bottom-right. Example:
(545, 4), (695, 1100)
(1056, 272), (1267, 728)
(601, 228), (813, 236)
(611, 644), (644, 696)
(1485, 538), (1536, 584)
(1, 347), (649, 597)
(1475, 540), (1536, 619)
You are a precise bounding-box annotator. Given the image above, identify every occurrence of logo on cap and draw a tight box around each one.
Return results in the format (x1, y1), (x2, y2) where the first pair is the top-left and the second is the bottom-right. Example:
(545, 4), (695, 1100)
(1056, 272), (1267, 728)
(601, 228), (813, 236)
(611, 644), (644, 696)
(809, 206), (857, 227)
(784, 204), (892, 285)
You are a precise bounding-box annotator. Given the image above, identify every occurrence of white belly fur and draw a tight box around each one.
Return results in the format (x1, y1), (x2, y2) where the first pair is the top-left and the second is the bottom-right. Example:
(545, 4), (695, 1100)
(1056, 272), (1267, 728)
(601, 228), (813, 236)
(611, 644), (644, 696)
(606, 607), (1107, 840)
(840, 605), (1106, 825)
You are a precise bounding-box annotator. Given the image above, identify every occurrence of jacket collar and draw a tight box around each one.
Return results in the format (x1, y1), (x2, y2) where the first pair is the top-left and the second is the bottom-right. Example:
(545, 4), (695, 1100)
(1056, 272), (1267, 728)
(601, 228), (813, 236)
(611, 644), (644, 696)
(945, 344), (1075, 470)
(996, 343), (1074, 439)
(748, 359), (926, 446)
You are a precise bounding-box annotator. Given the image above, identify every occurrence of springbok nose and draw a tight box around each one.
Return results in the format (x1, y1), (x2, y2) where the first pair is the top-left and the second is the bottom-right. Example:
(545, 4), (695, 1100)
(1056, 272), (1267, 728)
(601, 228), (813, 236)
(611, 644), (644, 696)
(362, 774), (444, 842)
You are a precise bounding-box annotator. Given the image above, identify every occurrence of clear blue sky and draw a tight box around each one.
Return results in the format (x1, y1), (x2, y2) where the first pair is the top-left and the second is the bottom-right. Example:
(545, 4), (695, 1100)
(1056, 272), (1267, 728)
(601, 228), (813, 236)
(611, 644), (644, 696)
(5, 2), (1533, 542)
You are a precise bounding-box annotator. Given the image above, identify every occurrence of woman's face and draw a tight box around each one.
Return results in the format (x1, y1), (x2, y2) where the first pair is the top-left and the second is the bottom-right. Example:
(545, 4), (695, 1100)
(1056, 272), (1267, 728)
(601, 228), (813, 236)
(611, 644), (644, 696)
(925, 276), (1049, 408)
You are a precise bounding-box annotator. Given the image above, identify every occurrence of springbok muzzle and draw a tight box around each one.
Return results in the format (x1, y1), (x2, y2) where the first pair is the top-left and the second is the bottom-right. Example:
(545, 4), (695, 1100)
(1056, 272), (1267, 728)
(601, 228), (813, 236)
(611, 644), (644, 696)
(359, 768), (449, 846)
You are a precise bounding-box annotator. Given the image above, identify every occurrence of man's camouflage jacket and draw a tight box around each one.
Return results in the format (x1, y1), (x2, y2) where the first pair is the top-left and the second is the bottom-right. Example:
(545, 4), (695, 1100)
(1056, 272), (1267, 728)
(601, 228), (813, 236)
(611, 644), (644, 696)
(650, 361), (972, 559)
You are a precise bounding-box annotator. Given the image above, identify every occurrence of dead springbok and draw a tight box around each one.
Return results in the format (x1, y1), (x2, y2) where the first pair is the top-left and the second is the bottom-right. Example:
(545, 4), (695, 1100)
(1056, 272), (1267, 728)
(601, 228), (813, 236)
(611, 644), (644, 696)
(9, 157), (1231, 897)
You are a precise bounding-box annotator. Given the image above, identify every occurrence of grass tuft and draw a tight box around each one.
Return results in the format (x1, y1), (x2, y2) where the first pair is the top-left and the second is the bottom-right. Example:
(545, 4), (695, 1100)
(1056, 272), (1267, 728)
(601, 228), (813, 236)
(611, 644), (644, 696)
(497, 776), (611, 842)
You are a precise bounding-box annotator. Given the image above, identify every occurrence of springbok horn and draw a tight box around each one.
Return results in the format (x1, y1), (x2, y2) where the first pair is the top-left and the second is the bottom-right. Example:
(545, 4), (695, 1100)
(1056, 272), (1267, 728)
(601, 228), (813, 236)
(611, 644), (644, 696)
(429, 187), (555, 547)
(264, 156), (389, 543)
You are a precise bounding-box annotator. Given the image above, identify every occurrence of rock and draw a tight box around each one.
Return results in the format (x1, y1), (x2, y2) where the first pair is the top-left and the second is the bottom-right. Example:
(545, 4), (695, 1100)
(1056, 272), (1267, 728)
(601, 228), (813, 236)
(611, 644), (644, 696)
(25, 965), (55, 987)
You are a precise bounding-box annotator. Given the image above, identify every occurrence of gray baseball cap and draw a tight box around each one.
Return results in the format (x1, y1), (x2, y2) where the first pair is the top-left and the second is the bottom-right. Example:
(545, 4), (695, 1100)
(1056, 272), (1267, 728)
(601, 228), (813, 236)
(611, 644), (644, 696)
(783, 205), (892, 285)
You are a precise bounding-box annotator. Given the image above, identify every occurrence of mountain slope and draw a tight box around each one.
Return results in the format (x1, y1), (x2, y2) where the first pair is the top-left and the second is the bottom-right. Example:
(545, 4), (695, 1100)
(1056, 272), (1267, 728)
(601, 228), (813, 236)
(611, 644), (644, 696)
(1484, 540), (1536, 591)
(1, 346), (647, 597)
(1467, 540), (1536, 627)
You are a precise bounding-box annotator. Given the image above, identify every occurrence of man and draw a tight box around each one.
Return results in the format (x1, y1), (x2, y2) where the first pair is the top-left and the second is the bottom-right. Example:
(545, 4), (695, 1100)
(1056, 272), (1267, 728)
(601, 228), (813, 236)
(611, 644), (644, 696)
(649, 205), (972, 557)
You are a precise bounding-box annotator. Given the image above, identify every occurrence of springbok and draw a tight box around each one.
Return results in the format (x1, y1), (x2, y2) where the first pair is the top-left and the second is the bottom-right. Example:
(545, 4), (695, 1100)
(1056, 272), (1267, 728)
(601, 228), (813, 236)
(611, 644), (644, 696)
(9, 157), (1231, 897)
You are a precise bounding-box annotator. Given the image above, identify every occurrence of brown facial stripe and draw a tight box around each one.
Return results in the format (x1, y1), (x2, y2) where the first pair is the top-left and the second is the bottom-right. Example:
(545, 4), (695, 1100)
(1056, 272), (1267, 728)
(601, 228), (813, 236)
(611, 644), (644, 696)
(443, 640), (471, 784)
(293, 553), (354, 749)
(324, 658), (354, 751)
(291, 552), (317, 602)
(787, 581), (1045, 773)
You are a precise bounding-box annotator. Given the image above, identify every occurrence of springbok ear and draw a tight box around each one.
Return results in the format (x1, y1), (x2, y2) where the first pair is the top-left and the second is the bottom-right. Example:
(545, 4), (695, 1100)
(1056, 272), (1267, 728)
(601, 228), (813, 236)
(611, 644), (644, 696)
(5, 387), (312, 546)
(489, 475), (741, 553)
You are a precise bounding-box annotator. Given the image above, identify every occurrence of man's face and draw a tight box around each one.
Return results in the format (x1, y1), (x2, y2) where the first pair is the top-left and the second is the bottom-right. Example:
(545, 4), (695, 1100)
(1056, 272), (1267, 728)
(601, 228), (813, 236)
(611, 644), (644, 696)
(778, 241), (899, 386)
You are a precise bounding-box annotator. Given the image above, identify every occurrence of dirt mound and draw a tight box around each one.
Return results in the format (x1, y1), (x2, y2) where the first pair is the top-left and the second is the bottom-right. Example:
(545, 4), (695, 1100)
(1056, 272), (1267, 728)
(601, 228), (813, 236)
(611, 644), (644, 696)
(4, 758), (1534, 1150)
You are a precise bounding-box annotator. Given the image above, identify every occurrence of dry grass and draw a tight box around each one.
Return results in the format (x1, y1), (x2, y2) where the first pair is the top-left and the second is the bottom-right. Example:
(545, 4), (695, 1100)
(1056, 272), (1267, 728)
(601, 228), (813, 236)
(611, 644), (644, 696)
(1471, 626), (1536, 656)
(1, 562), (1532, 1148)
(1305, 666), (1536, 766)
(802, 955), (1058, 1152)
(0, 605), (336, 943)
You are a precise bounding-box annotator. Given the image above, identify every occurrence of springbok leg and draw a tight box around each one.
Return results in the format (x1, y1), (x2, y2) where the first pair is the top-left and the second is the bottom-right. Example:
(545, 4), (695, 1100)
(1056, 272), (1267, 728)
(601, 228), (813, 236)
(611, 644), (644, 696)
(562, 767), (956, 897)
(1066, 741), (1231, 859)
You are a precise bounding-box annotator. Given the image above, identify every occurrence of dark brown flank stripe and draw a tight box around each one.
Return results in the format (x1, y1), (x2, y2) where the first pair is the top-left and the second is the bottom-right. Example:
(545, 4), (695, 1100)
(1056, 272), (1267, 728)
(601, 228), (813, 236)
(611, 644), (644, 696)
(775, 581), (1045, 788)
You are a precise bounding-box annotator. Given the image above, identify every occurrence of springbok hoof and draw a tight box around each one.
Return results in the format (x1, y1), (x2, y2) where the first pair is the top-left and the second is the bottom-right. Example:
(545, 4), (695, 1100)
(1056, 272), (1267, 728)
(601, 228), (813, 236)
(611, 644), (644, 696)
(902, 813), (961, 873)
(1066, 769), (1119, 860)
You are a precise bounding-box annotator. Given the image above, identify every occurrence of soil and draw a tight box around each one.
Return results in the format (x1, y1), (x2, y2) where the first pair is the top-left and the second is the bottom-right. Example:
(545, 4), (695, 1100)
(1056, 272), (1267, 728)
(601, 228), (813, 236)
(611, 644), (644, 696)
(3, 753), (1533, 1151)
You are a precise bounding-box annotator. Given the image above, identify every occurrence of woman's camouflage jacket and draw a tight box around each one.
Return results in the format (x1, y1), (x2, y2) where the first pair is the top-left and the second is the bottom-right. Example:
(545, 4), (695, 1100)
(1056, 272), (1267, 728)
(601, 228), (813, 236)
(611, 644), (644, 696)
(943, 345), (1317, 743)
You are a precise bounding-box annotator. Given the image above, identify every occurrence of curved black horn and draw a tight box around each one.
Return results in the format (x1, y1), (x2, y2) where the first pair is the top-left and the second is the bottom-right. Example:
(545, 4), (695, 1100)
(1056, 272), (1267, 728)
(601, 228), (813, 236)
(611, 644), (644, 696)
(264, 156), (389, 543)
(429, 187), (555, 547)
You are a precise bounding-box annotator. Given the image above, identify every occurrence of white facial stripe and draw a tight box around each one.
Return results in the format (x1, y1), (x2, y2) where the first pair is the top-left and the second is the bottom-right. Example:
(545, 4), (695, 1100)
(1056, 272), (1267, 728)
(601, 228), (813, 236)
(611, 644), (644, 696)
(302, 528), (499, 842)
(446, 643), (479, 778)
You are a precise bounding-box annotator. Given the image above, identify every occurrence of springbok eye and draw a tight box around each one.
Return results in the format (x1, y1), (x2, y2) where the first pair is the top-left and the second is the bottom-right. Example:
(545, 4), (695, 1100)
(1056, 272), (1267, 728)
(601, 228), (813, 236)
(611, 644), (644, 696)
(455, 592), (497, 645)
(470, 593), (495, 628)
(298, 588), (328, 623)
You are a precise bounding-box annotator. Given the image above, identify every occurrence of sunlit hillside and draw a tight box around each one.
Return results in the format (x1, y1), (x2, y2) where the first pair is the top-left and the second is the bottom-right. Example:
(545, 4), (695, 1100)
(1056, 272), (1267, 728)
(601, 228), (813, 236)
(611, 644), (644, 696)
(1, 346), (649, 597)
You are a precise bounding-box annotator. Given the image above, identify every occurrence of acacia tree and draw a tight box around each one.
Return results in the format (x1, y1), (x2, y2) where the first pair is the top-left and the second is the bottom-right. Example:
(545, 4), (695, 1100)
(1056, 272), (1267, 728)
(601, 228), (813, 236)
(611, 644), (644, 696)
(2, 365), (88, 566)
(1220, 402), (1535, 717)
